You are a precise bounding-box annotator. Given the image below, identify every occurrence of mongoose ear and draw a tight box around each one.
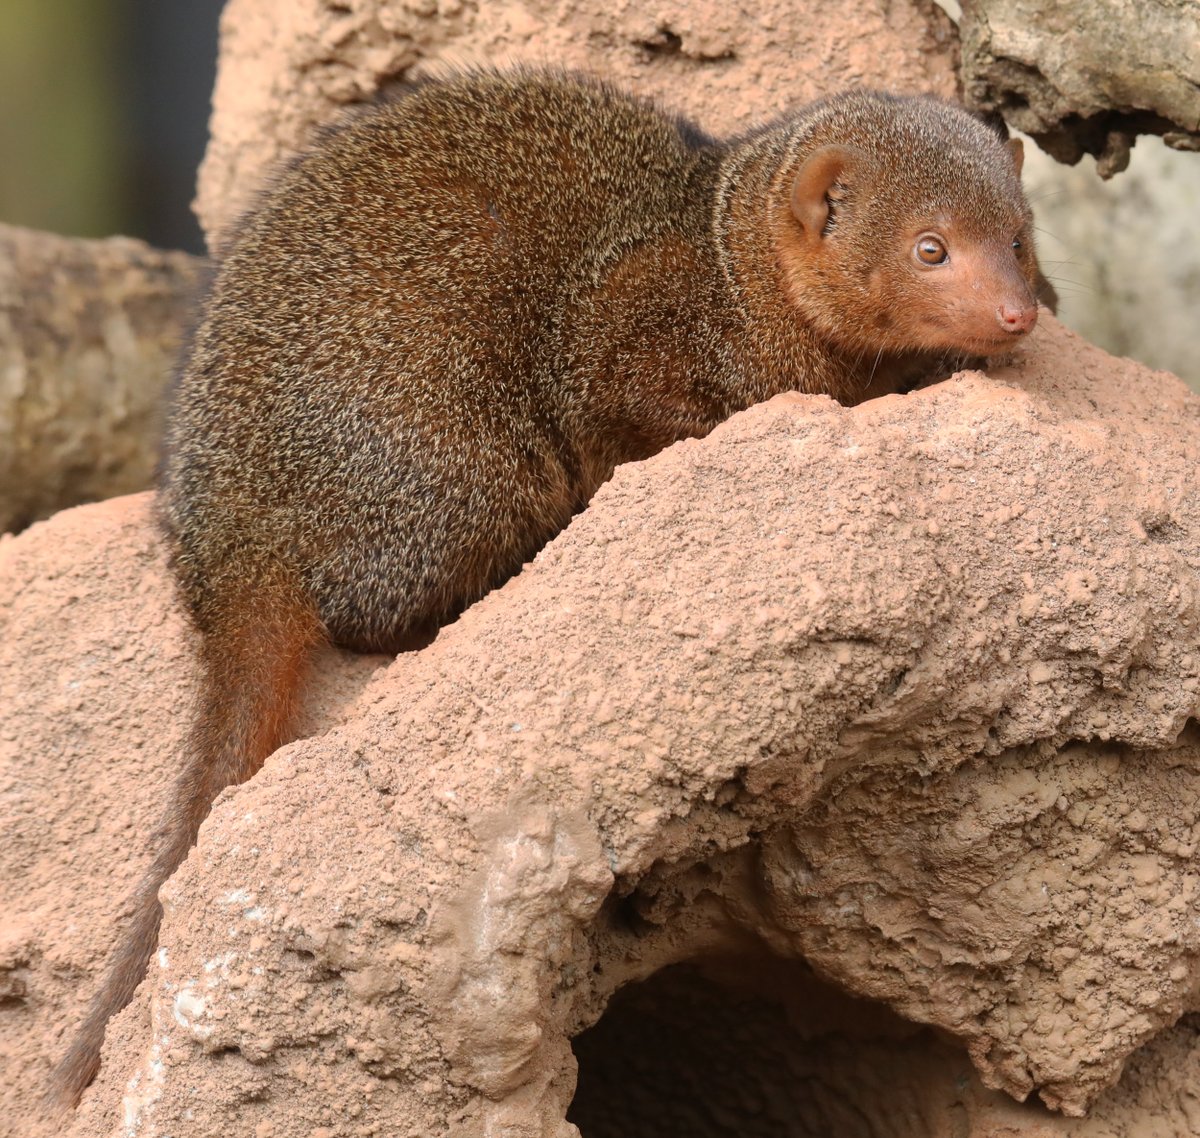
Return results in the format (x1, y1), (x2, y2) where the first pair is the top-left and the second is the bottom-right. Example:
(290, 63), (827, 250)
(790, 145), (858, 237)
(1006, 137), (1025, 176)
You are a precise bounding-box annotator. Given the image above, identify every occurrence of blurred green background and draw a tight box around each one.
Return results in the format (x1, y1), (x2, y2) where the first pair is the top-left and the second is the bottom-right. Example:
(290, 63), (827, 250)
(0, 0), (223, 254)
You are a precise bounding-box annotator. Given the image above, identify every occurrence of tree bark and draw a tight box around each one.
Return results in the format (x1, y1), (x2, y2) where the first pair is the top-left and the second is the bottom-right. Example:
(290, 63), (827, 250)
(0, 223), (205, 533)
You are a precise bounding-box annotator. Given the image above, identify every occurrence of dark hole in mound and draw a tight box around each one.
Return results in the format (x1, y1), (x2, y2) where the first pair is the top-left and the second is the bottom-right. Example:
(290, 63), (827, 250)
(568, 957), (978, 1138)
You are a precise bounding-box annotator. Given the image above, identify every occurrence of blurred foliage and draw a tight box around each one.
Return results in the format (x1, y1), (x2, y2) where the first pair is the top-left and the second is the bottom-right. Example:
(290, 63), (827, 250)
(0, 0), (221, 252)
(0, 0), (127, 239)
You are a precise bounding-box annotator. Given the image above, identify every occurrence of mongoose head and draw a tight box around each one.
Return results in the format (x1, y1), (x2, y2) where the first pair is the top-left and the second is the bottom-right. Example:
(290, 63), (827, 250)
(776, 91), (1042, 359)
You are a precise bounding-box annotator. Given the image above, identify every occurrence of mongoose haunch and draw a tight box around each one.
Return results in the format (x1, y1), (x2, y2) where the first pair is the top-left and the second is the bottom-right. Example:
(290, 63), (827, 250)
(50, 70), (1042, 1106)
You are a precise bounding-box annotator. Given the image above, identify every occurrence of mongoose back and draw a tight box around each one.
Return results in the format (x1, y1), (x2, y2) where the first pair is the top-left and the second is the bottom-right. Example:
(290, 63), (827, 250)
(50, 70), (1043, 1107)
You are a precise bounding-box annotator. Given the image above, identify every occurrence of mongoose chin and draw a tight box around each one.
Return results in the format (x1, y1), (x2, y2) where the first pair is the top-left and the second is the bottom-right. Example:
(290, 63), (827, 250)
(47, 69), (1045, 1110)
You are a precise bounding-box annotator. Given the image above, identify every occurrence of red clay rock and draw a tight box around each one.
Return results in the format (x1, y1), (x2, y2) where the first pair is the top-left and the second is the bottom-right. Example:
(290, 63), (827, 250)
(0, 496), (383, 1137)
(6, 319), (1200, 1136)
(195, 0), (959, 248)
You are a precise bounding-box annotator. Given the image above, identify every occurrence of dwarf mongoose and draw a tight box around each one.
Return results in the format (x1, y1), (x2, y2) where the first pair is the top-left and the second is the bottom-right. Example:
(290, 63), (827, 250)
(50, 69), (1043, 1106)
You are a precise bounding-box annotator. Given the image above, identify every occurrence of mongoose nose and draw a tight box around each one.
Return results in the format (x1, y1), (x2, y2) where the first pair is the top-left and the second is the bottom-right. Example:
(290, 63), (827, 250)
(996, 302), (1038, 335)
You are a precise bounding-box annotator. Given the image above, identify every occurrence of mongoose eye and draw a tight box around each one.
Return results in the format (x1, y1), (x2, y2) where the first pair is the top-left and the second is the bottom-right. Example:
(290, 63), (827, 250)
(915, 236), (948, 266)
(1012, 237), (1023, 251)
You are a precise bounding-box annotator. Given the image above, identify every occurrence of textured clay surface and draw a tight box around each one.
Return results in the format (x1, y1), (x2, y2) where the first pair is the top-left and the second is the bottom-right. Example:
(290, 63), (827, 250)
(0, 497), (386, 1137)
(6, 318), (1200, 1137)
(195, 0), (959, 247)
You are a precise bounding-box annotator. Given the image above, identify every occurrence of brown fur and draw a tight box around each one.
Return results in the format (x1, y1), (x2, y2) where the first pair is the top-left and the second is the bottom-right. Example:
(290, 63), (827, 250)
(48, 70), (1042, 1110)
